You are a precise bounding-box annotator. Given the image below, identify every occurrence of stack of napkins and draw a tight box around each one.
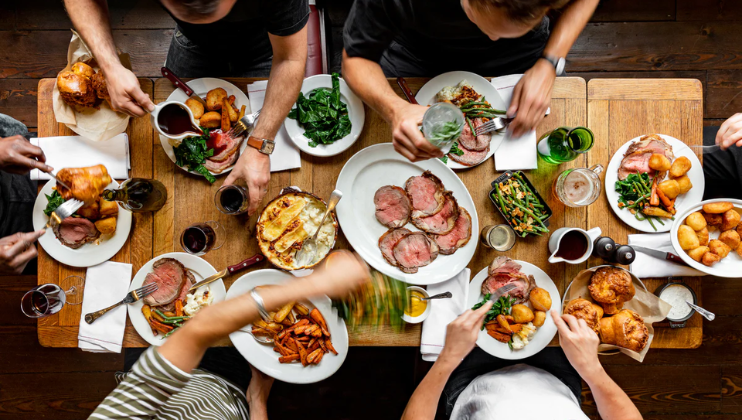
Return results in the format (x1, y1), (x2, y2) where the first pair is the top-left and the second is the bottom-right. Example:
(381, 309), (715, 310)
(30, 133), (130, 180)
(78, 261), (132, 353)
(420, 269), (470, 361)
(491, 74), (540, 171)
(247, 81), (302, 172)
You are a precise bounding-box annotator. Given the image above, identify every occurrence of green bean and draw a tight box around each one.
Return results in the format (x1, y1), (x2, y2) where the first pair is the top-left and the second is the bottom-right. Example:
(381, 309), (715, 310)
(656, 218), (665, 226)
(466, 117), (476, 137)
(512, 202), (548, 230)
(647, 217), (657, 231)
(155, 310), (191, 322)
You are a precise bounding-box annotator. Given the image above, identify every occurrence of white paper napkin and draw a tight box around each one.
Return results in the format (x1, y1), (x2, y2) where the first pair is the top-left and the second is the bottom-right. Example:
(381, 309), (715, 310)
(78, 261), (132, 353)
(491, 74), (540, 171)
(30, 134), (130, 180)
(629, 233), (705, 278)
(420, 268), (470, 361)
(247, 81), (302, 172)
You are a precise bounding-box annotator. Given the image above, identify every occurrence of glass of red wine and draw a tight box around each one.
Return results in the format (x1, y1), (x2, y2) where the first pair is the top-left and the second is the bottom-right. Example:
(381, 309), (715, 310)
(180, 221), (226, 256)
(20, 276), (85, 318)
(214, 185), (249, 215)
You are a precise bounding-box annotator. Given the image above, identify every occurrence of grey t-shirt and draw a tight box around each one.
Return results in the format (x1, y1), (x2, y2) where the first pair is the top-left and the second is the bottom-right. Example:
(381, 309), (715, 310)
(343, 0), (550, 76)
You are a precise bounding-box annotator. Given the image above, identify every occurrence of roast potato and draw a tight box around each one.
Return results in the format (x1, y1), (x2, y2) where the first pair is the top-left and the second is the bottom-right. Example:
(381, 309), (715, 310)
(511, 304), (535, 324)
(669, 156), (692, 178)
(737, 242), (742, 258)
(703, 202), (734, 214)
(697, 227), (709, 246)
(649, 153), (672, 171)
(99, 199), (119, 217)
(687, 246), (709, 262)
(676, 175), (693, 194)
(678, 225), (700, 250)
(529, 287), (552, 312)
(702, 251), (721, 266)
(685, 211), (707, 231)
(199, 111), (221, 128)
(94, 217), (117, 235)
(206, 88), (227, 111)
(704, 212), (723, 227)
(185, 97), (204, 119)
(223, 98), (239, 122)
(643, 206), (673, 218)
(721, 209), (741, 231)
(709, 239), (732, 259)
(533, 311), (546, 327)
(738, 224), (742, 238)
(77, 200), (100, 220)
(719, 230), (741, 250)
(658, 179), (681, 199)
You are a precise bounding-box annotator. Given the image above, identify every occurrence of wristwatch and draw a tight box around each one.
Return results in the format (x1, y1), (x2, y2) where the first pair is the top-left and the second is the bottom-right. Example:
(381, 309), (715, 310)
(541, 53), (566, 76)
(250, 288), (272, 322)
(247, 136), (275, 155)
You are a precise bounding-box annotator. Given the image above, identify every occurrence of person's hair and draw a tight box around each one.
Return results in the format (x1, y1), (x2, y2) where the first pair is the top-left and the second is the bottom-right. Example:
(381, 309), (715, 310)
(175, 0), (221, 19)
(468, 0), (570, 23)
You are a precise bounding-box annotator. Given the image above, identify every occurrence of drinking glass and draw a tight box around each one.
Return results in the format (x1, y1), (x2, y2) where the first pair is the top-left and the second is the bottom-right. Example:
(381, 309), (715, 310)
(480, 224), (516, 251)
(552, 164), (604, 207)
(421, 102), (465, 153)
(537, 126), (594, 164)
(21, 276), (85, 318)
(180, 220), (226, 256)
(214, 185), (249, 215)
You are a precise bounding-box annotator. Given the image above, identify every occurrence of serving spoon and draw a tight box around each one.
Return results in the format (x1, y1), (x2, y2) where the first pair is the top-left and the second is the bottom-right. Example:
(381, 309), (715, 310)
(295, 190), (342, 267)
(686, 301), (715, 321)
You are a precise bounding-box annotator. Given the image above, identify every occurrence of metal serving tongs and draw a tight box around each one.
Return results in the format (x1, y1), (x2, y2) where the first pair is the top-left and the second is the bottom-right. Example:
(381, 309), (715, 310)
(295, 190), (343, 267)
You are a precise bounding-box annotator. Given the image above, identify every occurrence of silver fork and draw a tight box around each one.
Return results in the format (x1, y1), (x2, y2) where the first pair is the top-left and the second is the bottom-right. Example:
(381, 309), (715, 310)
(474, 117), (512, 136)
(237, 326), (274, 344)
(227, 109), (261, 138)
(45, 199), (84, 228)
(84, 283), (159, 324)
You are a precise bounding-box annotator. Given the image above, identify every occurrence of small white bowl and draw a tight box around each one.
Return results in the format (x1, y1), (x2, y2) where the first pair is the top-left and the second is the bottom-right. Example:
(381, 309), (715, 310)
(402, 286), (432, 324)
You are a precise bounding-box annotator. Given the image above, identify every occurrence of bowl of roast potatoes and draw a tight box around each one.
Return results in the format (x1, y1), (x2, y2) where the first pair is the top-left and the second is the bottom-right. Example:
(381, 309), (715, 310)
(672, 199), (742, 276)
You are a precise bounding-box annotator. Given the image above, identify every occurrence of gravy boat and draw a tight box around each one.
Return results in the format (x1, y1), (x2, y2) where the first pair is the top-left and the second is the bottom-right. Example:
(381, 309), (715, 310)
(150, 100), (202, 144)
(548, 227), (602, 264)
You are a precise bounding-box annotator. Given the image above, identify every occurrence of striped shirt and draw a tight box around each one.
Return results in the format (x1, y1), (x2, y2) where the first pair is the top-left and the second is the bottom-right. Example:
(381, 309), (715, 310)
(89, 347), (249, 420)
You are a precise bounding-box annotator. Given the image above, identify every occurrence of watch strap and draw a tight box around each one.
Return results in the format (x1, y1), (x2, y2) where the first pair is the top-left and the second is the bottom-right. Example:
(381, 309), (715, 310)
(247, 136), (275, 155)
(250, 288), (272, 322)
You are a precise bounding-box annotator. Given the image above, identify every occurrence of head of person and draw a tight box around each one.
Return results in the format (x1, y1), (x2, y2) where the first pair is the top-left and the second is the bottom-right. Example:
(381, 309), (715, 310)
(161, 0), (237, 24)
(461, 0), (570, 41)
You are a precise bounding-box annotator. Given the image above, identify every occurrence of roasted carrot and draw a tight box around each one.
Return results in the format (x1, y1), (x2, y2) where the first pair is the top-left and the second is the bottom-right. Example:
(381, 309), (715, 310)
(279, 354), (300, 363)
(175, 300), (184, 317)
(306, 348), (323, 364)
(650, 177), (659, 206)
(325, 338), (338, 355)
(310, 308), (328, 331)
(295, 338), (308, 366)
(656, 186), (674, 212)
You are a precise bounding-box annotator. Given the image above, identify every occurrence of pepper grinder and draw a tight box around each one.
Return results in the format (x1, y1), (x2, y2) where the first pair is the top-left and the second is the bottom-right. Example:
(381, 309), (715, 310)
(593, 236), (636, 265)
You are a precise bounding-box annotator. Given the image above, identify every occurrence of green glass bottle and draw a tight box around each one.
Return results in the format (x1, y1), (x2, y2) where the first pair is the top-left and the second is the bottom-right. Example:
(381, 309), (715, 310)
(537, 126), (595, 164)
(102, 178), (167, 213)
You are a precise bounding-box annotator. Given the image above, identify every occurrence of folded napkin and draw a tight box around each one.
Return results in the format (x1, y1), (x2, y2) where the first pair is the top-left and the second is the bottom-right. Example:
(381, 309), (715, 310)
(491, 74), (538, 171)
(420, 268), (470, 362)
(78, 261), (132, 353)
(629, 233), (705, 278)
(247, 81), (302, 172)
(30, 133), (130, 180)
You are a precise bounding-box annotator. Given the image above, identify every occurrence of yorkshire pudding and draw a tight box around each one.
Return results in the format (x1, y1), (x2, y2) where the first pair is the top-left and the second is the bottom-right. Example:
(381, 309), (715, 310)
(599, 309), (649, 353)
(56, 164), (112, 204)
(57, 70), (96, 108)
(563, 298), (604, 335)
(588, 267), (635, 315)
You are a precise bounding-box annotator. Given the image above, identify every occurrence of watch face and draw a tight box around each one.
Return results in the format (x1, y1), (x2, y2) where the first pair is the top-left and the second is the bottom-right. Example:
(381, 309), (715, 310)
(556, 58), (566, 75)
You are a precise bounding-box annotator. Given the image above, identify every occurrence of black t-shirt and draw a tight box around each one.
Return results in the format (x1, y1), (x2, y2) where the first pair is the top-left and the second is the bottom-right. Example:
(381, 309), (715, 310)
(167, 0), (310, 62)
(343, 0), (550, 76)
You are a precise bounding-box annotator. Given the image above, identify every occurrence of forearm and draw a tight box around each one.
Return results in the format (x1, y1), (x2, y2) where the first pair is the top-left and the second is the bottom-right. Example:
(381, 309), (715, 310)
(401, 355), (459, 420)
(63, 0), (121, 73)
(342, 52), (407, 123)
(543, 0), (599, 57)
(584, 367), (642, 420)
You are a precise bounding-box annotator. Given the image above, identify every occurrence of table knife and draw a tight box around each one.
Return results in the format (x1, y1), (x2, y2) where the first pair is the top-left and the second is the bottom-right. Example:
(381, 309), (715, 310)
(631, 245), (689, 266)
(161, 67), (208, 108)
(189, 254), (264, 292)
(489, 283), (517, 302)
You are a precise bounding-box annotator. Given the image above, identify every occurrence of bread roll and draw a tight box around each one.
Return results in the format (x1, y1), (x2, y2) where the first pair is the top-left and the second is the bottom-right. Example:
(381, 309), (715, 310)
(599, 309), (649, 353)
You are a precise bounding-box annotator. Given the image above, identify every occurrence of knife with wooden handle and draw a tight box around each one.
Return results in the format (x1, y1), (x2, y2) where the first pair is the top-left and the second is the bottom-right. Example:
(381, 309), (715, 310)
(630, 245), (689, 266)
(161, 67), (208, 108)
(189, 254), (264, 292)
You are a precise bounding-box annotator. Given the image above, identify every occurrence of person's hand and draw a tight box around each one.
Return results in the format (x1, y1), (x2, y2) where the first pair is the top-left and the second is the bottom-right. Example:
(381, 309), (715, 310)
(102, 64), (155, 117)
(223, 147), (271, 216)
(551, 309), (603, 381)
(716, 113), (742, 150)
(390, 103), (443, 162)
(304, 250), (370, 299)
(439, 301), (493, 362)
(0, 136), (52, 175)
(246, 365), (273, 420)
(0, 230), (45, 274)
(508, 58), (555, 137)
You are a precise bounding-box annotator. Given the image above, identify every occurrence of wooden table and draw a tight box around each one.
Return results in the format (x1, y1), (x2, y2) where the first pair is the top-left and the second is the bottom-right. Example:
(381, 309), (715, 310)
(36, 76), (702, 349)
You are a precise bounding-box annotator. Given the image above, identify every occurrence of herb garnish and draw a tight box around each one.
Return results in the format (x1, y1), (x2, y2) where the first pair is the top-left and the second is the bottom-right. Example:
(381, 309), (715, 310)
(174, 127), (215, 183)
(472, 294), (517, 329)
(449, 141), (465, 156)
(43, 190), (65, 216)
(288, 72), (352, 147)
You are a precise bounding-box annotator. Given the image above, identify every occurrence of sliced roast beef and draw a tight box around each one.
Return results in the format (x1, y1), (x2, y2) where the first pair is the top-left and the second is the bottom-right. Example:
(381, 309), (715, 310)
(625, 134), (674, 160)
(392, 232), (439, 274)
(458, 118), (491, 152)
(210, 132), (245, 162)
(481, 272), (533, 304)
(433, 206), (471, 254)
(374, 186), (412, 228)
(411, 192), (459, 235)
(617, 151), (653, 180)
(378, 227), (412, 266)
(160, 270), (195, 312)
(618, 135), (675, 180)
(489, 256), (522, 276)
(405, 171), (445, 218)
(53, 217), (100, 249)
(204, 150), (239, 173)
(449, 141), (490, 166)
(143, 258), (187, 307)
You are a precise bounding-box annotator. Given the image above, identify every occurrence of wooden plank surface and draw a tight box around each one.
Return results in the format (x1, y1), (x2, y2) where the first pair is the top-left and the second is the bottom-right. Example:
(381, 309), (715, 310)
(586, 78), (704, 349)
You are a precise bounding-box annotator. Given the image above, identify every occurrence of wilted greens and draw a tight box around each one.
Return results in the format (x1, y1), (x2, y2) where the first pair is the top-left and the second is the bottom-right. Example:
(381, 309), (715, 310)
(174, 127), (215, 183)
(43, 190), (65, 216)
(288, 73), (352, 147)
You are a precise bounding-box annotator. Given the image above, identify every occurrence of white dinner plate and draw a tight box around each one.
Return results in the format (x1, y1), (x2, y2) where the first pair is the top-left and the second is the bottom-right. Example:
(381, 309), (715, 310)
(670, 198), (742, 278)
(415, 71), (506, 170)
(284, 74), (365, 157)
(227, 269), (349, 384)
(128, 252), (225, 346)
(335, 143), (478, 285)
(467, 261), (561, 360)
(605, 134), (705, 233)
(159, 78), (250, 176)
(32, 179), (132, 268)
